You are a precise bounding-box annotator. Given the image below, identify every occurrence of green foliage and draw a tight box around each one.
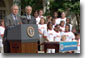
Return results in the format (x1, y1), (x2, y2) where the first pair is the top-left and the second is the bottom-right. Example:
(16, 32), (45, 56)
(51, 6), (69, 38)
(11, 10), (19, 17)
(21, 0), (43, 14)
(63, 0), (80, 15)
(48, 0), (80, 15)
(21, 0), (80, 16)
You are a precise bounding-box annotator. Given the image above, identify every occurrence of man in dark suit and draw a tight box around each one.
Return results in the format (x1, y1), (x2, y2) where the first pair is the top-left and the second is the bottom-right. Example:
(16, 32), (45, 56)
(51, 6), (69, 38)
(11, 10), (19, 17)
(21, 6), (36, 24)
(4, 4), (22, 53)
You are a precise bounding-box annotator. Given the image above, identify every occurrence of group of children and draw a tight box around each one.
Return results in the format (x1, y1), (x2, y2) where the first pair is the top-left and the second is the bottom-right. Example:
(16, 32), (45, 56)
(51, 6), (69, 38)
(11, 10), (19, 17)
(35, 11), (80, 53)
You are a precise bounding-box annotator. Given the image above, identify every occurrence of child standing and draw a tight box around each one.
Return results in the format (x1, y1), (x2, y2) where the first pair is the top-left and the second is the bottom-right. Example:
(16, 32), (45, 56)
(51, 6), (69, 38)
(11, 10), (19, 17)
(0, 19), (5, 53)
(66, 18), (73, 31)
(60, 21), (65, 32)
(62, 24), (75, 41)
(54, 25), (61, 42)
(75, 33), (80, 53)
(38, 17), (47, 51)
(44, 22), (55, 53)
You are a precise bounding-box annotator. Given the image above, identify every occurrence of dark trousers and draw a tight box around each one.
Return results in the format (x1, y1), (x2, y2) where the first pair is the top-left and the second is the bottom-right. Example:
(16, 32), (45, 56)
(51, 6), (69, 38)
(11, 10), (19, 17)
(3, 29), (10, 53)
(38, 40), (40, 51)
(3, 40), (10, 53)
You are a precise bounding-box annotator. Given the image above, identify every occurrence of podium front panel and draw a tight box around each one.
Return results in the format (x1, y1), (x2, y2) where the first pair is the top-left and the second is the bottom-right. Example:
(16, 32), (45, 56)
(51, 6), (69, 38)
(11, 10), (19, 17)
(21, 24), (39, 42)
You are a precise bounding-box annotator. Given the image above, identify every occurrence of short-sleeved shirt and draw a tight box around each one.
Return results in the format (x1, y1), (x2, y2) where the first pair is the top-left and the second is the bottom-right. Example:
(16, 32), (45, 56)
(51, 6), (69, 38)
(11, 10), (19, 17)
(0, 26), (5, 47)
(62, 32), (75, 41)
(45, 29), (55, 41)
(54, 31), (61, 42)
(60, 26), (65, 32)
(38, 24), (47, 37)
(0, 26), (5, 35)
(60, 17), (66, 24)
(36, 16), (40, 24)
(55, 18), (61, 25)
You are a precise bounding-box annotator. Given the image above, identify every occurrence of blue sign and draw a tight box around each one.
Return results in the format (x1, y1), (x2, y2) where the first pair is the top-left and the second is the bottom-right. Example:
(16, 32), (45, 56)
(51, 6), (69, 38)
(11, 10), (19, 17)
(59, 41), (78, 52)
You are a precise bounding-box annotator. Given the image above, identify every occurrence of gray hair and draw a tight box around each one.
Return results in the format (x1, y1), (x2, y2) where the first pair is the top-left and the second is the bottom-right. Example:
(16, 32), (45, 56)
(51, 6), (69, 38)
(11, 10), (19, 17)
(11, 4), (19, 10)
(25, 5), (32, 11)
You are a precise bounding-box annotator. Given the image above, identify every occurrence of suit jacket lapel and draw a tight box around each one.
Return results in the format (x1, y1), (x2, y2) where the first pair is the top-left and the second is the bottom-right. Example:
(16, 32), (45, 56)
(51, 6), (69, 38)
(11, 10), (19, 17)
(26, 15), (29, 24)
(10, 14), (16, 25)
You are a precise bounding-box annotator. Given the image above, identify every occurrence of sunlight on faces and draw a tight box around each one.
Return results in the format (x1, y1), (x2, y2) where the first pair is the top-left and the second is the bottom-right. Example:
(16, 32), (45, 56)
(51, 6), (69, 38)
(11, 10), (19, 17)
(0, 19), (4, 26)
(48, 23), (53, 30)
(34, 11), (38, 18)
(1, 20), (4, 26)
(61, 12), (66, 18)
(65, 25), (70, 32)
(40, 18), (45, 24)
(55, 25), (60, 31)
(52, 19), (55, 25)
(76, 34), (80, 39)
(53, 12), (58, 18)
(25, 6), (32, 15)
(66, 18), (70, 24)
(60, 21), (65, 27)
(39, 10), (43, 16)
(11, 5), (19, 15)
(41, 19), (45, 24)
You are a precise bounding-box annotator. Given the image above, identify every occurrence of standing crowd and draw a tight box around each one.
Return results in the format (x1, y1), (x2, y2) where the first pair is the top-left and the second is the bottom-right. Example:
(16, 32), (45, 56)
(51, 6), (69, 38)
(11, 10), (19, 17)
(0, 4), (80, 53)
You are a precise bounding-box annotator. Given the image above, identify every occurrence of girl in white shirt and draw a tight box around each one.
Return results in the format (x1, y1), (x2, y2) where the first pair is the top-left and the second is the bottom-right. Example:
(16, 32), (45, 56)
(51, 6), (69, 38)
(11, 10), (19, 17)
(0, 19), (5, 53)
(53, 12), (61, 25)
(0, 26), (5, 37)
(54, 25), (61, 42)
(55, 18), (61, 25)
(66, 18), (73, 31)
(51, 19), (56, 29)
(60, 12), (67, 24)
(45, 22), (55, 53)
(46, 22), (55, 41)
(60, 21), (65, 32)
(34, 10), (40, 24)
(38, 17), (47, 51)
(75, 33), (80, 53)
(39, 9), (44, 19)
(62, 24), (75, 41)
(46, 16), (52, 24)
(0, 19), (5, 38)
(0, 26), (4, 53)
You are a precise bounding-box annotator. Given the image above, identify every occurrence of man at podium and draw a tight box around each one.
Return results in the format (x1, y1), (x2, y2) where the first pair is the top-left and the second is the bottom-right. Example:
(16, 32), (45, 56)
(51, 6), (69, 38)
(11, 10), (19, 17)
(4, 4), (22, 53)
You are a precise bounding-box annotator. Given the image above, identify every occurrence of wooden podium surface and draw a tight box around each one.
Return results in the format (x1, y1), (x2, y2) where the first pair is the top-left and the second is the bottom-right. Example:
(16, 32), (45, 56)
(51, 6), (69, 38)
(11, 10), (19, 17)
(9, 41), (38, 53)
(44, 42), (59, 53)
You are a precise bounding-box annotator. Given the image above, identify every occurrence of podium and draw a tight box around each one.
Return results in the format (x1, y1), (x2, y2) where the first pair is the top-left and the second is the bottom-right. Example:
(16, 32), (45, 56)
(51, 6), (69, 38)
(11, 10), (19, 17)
(7, 24), (39, 53)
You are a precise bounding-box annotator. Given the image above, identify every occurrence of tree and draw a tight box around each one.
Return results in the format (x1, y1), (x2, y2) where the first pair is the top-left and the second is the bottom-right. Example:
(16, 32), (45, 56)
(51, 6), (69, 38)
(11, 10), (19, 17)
(48, 0), (80, 31)
(63, 0), (80, 31)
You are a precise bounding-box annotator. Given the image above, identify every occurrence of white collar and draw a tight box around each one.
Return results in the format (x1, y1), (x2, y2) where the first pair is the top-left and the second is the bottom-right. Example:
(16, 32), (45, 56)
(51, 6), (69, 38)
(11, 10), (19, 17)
(11, 14), (17, 20)
(26, 15), (31, 19)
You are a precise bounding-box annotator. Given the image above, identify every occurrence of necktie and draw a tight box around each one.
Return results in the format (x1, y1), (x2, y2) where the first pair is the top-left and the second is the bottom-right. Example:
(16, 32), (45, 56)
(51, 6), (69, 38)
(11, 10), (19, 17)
(14, 16), (18, 24)
(14, 16), (16, 20)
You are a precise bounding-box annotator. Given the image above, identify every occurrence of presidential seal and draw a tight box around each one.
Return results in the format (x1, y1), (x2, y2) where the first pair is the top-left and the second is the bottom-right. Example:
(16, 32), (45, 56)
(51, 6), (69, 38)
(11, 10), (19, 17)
(27, 26), (34, 37)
